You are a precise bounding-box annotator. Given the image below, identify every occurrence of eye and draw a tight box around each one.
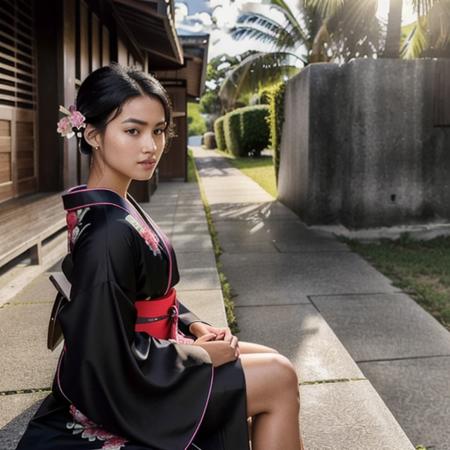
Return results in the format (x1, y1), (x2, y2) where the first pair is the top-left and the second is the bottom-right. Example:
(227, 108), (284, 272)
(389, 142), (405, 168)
(154, 128), (165, 136)
(125, 128), (139, 136)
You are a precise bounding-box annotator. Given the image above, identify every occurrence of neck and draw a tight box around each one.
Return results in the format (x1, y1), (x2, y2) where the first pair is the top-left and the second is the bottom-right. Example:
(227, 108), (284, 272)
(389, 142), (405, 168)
(86, 173), (131, 199)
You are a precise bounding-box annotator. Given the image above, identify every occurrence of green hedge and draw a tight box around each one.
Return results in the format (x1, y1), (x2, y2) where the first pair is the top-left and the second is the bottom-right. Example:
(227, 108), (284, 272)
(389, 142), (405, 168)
(240, 105), (270, 157)
(213, 116), (226, 151)
(257, 86), (272, 105)
(224, 110), (242, 156)
(222, 105), (270, 157)
(267, 82), (286, 184)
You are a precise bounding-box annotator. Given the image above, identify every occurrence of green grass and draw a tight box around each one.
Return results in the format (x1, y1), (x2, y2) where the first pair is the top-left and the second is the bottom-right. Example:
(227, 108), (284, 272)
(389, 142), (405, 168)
(187, 148), (239, 333)
(187, 148), (196, 182)
(342, 233), (450, 331)
(215, 148), (277, 198)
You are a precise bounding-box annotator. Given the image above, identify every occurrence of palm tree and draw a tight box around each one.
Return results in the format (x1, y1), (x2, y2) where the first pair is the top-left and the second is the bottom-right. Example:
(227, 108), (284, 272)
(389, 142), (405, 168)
(383, 0), (404, 57)
(305, 0), (380, 62)
(219, 0), (381, 107)
(385, 0), (450, 59)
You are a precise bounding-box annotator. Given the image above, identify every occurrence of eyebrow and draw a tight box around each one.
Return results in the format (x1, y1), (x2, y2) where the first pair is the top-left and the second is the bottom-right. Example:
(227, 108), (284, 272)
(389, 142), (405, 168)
(121, 118), (167, 126)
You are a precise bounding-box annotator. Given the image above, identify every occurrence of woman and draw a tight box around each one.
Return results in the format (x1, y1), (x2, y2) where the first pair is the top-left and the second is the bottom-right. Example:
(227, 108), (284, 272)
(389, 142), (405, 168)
(16, 63), (304, 450)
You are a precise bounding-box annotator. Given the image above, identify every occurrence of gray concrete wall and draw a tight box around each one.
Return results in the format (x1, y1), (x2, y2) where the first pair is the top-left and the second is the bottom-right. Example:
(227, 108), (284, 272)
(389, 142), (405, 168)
(278, 58), (450, 229)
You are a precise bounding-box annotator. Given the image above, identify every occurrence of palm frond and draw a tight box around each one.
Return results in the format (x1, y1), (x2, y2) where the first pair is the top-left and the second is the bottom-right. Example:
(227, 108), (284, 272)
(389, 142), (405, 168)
(427, 0), (450, 50)
(266, 0), (309, 42)
(410, 0), (435, 17)
(314, 0), (380, 61)
(400, 18), (428, 58)
(231, 13), (300, 50)
(304, 0), (345, 18)
(218, 52), (302, 109)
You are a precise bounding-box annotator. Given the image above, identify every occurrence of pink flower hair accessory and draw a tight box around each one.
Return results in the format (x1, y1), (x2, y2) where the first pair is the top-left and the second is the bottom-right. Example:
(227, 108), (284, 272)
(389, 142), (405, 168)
(57, 104), (86, 139)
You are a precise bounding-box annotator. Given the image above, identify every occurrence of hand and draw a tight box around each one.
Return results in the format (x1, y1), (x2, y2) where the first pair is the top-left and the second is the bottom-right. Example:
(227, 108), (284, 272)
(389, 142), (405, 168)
(189, 322), (231, 340)
(192, 333), (240, 367)
(189, 323), (240, 357)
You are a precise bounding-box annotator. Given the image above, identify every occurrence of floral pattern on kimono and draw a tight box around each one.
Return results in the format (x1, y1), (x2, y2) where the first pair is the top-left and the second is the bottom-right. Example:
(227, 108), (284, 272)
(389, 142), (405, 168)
(66, 404), (128, 449)
(124, 213), (160, 256)
(66, 207), (91, 252)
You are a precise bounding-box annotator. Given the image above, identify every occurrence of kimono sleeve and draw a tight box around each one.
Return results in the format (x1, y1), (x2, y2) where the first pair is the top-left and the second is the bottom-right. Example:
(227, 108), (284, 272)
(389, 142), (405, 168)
(56, 212), (215, 450)
(177, 300), (212, 336)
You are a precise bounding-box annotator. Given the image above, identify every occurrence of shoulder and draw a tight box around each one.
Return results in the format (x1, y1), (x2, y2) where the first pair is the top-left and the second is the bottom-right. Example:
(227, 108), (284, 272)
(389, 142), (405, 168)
(70, 206), (138, 289)
(71, 205), (132, 245)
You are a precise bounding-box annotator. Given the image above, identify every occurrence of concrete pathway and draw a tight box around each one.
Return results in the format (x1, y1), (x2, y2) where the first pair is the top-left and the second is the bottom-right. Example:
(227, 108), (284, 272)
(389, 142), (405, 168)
(192, 147), (450, 450)
(0, 180), (228, 450)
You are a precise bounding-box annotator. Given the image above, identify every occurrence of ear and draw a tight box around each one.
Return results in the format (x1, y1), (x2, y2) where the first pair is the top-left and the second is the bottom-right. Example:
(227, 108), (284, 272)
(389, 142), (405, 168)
(83, 123), (102, 149)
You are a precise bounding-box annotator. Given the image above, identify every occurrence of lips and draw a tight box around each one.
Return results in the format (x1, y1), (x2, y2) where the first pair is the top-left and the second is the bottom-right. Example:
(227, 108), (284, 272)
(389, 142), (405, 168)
(138, 160), (156, 170)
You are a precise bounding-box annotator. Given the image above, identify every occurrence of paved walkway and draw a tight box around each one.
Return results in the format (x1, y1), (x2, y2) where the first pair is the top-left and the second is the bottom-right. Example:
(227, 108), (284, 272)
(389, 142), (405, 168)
(192, 146), (450, 450)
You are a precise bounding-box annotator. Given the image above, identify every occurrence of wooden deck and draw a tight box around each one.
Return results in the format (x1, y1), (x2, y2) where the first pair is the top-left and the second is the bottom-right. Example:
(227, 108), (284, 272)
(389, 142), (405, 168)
(0, 192), (66, 269)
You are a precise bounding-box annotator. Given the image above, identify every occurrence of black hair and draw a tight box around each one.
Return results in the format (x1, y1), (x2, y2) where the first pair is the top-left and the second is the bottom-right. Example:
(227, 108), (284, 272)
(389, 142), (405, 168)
(74, 62), (175, 155)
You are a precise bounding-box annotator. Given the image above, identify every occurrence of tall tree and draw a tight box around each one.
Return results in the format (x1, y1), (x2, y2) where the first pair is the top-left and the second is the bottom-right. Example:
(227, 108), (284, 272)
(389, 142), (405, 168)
(383, 0), (404, 57)
(219, 0), (380, 107)
(401, 0), (450, 58)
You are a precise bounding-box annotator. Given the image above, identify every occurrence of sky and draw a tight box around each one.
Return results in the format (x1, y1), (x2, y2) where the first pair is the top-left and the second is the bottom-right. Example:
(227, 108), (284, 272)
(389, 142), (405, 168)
(175, 0), (418, 61)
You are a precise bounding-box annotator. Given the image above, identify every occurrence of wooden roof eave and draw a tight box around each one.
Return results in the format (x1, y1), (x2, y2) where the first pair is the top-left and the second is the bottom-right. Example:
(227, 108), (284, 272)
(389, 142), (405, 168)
(198, 35), (209, 97)
(182, 35), (210, 98)
(113, 0), (183, 67)
(109, 1), (146, 64)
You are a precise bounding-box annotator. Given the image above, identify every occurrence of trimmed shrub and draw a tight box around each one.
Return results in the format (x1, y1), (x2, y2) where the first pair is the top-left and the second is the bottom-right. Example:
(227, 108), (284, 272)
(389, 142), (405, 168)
(240, 105), (270, 157)
(224, 110), (242, 156)
(257, 86), (272, 105)
(223, 105), (270, 157)
(203, 131), (216, 149)
(214, 116), (226, 151)
(267, 82), (286, 184)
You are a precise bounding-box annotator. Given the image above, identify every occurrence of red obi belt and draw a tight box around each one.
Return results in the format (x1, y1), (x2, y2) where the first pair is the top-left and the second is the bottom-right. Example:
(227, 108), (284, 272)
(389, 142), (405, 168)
(135, 287), (178, 340)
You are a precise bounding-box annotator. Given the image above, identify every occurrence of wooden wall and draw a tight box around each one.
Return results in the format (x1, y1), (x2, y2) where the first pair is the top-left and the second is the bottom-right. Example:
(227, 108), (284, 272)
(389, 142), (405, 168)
(157, 82), (187, 181)
(2, 0), (180, 205)
(0, 0), (38, 203)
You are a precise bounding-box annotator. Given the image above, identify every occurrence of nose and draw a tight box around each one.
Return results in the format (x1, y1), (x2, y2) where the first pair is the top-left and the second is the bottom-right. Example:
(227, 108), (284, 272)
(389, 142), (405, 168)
(143, 131), (157, 152)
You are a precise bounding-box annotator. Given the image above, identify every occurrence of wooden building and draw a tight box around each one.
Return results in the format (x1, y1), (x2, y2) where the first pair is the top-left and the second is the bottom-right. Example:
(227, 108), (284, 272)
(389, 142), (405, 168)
(0, 0), (208, 271)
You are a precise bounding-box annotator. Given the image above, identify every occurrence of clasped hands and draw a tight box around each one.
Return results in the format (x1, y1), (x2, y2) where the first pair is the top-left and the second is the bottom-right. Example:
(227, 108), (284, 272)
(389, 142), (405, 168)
(189, 322), (240, 359)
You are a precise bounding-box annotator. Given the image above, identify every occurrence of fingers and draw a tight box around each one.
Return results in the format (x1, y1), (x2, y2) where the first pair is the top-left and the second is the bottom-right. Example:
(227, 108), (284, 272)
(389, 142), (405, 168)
(227, 335), (239, 359)
(196, 333), (217, 342)
(214, 330), (226, 340)
(223, 327), (233, 341)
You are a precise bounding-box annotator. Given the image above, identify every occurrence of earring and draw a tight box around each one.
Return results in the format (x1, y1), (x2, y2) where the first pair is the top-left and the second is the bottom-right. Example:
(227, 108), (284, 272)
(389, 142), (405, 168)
(95, 146), (99, 150)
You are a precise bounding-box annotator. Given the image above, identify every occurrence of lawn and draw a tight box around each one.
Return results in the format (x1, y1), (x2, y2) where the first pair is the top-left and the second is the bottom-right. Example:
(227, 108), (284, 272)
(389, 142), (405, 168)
(343, 234), (450, 332)
(215, 149), (277, 198)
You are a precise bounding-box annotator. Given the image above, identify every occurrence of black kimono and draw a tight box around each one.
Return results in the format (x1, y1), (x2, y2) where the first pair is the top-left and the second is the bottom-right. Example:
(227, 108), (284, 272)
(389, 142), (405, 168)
(16, 184), (250, 450)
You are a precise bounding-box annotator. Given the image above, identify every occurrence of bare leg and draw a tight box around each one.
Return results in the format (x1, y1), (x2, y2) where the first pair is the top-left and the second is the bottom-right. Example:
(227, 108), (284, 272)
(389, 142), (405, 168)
(240, 353), (305, 450)
(238, 341), (279, 354)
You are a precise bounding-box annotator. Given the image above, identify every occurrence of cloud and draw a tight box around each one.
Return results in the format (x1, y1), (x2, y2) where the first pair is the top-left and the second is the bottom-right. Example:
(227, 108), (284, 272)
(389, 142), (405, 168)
(176, 0), (282, 60)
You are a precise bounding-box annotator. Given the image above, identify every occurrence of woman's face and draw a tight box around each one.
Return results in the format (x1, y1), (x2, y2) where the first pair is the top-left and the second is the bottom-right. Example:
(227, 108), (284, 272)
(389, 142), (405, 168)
(88, 95), (167, 183)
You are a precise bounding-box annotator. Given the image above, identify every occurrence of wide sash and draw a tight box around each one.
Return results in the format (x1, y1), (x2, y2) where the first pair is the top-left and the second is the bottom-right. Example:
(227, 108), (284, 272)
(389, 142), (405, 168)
(135, 287), (178, 339)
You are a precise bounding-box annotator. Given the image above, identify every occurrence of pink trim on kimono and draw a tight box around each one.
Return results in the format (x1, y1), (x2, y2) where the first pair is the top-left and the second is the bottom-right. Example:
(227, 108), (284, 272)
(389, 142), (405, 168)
(66, 404), (128, 450)
(184, 365), (215, 450)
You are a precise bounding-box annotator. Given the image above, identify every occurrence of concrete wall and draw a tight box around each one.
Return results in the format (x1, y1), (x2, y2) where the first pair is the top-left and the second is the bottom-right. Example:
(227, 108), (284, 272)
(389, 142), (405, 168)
(278, 58), (450, 229)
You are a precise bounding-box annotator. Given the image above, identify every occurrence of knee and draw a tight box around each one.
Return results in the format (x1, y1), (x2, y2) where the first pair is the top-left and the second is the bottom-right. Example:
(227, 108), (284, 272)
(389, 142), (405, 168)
(271, 354), (299, 391)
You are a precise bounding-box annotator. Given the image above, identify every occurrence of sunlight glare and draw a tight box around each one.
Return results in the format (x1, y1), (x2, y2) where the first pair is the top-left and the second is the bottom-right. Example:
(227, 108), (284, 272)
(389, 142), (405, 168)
(376, 0), (417, 25)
